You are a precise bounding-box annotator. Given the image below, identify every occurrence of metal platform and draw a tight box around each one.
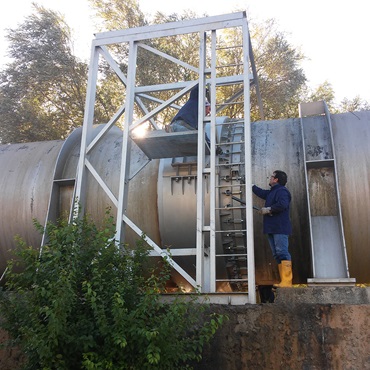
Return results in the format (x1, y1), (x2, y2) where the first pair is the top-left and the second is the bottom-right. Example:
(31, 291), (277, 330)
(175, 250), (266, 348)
(131, 130), (209, 159)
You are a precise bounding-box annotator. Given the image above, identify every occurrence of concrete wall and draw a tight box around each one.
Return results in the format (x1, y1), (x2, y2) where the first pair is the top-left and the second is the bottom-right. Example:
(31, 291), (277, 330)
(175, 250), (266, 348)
(1, 288), (370, 369)
(195, 288), (370, 370)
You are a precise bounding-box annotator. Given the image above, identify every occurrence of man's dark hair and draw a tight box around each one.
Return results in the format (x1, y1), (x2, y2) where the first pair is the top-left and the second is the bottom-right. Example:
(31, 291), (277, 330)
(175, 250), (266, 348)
(274, 170), (287, 186)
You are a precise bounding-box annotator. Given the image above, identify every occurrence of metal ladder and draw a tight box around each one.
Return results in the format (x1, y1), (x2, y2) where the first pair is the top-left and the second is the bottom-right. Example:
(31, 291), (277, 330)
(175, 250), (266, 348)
(299, 101), (355, 286)
(40, 128), (83, 249)
(215, 119), (249, 291)
(197, 20), (257, 300)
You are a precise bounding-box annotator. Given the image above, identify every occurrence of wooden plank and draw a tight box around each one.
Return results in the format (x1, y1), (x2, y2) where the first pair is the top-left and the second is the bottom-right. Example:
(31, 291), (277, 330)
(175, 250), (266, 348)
(132, 130), (209, 159)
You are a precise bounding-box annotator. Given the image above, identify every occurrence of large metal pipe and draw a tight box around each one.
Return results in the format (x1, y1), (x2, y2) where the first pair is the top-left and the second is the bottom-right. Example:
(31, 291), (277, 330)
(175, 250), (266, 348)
(0, 140), (64, 266)
(0, 110), (369, 284)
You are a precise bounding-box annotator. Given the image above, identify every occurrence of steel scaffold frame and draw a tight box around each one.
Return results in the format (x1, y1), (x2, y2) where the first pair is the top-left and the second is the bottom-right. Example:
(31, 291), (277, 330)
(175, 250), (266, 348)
(72, 11), (259, 303)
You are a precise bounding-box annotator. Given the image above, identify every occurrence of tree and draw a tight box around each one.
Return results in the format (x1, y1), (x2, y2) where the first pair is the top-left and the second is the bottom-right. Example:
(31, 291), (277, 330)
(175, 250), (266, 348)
(297, 80), (336, 112)
(338, 96), (370, 112)
(298, 81), (370, 113)
(89, 2), (309, 122)
(0, 211), (226, 369)
(88, 1), (203, 127)
(0, 5), (88, 143)
(2, 1), (366, 143)
(249, 18), (307, 120)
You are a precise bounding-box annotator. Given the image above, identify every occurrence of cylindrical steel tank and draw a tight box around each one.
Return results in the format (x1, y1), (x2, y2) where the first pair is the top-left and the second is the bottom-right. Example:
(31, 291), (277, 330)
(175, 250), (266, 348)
(0, 140), (64, 266)
(0, 110), (369, 284)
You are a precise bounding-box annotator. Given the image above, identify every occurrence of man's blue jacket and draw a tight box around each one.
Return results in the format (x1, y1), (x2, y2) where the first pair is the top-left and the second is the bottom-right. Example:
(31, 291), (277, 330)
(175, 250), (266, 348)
(252, 183), (292, 235)
(171, 85), (199, 128)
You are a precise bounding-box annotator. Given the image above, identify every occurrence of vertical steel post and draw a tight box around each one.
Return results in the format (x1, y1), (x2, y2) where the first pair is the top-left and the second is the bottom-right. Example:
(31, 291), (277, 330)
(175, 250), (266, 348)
(209, 30), (217, 293)
(196, 32), (207, 290)
(74, 44), (100, 220)
(115, 40), (137, 244)
(242, 18), (256, 304)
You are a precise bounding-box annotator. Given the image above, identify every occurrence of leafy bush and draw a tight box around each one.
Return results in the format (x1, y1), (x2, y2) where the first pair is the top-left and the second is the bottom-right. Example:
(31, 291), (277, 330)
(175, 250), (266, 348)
(0, 211), (227, 369)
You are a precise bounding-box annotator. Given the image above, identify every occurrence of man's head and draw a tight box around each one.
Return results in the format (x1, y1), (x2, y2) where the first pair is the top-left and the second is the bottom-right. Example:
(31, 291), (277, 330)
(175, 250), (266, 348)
(269, 170), (287, 187)
(205, 101), (211, 116)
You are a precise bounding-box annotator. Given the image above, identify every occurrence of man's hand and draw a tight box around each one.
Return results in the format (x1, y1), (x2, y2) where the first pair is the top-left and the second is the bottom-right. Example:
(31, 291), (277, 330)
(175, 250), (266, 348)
(259, 207), (272, 215)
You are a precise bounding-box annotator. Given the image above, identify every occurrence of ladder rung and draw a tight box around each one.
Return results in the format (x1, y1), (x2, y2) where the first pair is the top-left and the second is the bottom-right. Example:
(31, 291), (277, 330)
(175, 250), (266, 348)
(222, 243), (246, 249)
(226, 258), (247, 263)
(53, 178), (76, 186)
(226, 119), (245, 124)
(216, 63), (243, 68)
(216, 253), (247, 257)
(216, 278), (248, 282)
(216, 184), (246, 188)
(219, 212), (232, 217)
(216, 229), (246, 234)
(223, 219), (244, 224)
(215, 206), (245, 211)
(224, 248), (247, 253)
(216, 188), (245, 191)
(171, 161), (197, 167)
(216, 162), (245, 167)
(216, 44), (243, 50)
(220, 140), (244, 145)
(215, 120), (244, 126)
(215, 101), (244, 107)
(222, 190), (242, 194)
(219, 178), (244, 182)
(219, 151), (242, 155)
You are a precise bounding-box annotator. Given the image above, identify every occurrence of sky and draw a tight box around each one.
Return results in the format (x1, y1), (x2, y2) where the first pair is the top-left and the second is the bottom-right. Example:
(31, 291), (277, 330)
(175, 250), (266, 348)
(1, 0), (370, 104)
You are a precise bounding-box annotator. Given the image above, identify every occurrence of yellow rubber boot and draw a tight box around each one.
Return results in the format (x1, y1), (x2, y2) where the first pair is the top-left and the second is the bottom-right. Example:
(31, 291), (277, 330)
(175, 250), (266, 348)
(277, 263), (282, 285)
(274, 260), (292, 288)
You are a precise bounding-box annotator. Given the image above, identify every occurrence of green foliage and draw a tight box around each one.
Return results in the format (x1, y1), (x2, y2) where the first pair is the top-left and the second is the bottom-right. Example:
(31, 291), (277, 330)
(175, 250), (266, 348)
(250, 18), (307, 120)
(0, 5), (88, 143)
(337, 95), (370, 113)
(0, 211), (227, 370)
(4, 0), (365, 142)
(299, 80), (336, 112)
(299, 81), (370, 113)
(89, 0), (148, 31)
(89, 2), (311, 122)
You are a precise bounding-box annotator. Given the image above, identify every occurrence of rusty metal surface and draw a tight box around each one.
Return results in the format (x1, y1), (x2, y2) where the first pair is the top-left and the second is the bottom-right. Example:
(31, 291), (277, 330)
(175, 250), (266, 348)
(301, 114), (333, 161)
(307, 167), (338, 216)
